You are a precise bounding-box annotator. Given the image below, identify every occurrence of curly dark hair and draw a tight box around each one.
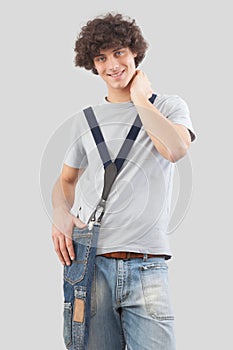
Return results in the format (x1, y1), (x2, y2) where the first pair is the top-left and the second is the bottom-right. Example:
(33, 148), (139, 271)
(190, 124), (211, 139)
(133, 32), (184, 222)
(74, 13), (148, 75)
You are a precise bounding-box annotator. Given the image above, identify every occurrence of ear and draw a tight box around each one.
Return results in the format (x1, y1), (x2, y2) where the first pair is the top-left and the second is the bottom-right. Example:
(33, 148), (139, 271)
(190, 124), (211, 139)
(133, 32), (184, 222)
(92, 61), (99, 74)
(133, 52), (137, 58)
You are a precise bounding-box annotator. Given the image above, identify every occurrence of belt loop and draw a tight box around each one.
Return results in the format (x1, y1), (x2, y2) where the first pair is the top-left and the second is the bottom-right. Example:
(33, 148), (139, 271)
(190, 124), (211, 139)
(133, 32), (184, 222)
(143, 254), (148, 262)
(126, 252), (131, 260)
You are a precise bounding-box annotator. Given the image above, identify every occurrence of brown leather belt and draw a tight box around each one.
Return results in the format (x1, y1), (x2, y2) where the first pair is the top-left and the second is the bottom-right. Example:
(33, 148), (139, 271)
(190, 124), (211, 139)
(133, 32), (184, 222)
(99, 252), (166, 260)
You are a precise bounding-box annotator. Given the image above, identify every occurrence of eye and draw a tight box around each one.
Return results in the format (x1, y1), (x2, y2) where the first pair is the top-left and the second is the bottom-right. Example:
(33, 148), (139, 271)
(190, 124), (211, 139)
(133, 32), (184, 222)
(94, 56), (106, 63)
(115, 50), (125, 56)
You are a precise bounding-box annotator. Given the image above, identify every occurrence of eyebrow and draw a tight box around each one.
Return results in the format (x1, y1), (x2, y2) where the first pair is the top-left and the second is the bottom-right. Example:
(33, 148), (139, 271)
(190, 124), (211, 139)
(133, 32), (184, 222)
(112, 47), (123, 53)
(94, 47), (123, 57)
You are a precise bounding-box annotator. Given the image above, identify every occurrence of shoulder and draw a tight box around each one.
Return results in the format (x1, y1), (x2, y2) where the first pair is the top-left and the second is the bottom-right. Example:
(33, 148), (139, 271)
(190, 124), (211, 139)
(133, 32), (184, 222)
(154, 93), (189, 116)
(155, 93), (188, 107)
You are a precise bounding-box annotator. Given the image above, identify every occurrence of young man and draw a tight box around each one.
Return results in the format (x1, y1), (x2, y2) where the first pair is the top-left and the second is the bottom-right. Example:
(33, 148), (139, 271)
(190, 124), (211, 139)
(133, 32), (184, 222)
(52, 13), (196, 350)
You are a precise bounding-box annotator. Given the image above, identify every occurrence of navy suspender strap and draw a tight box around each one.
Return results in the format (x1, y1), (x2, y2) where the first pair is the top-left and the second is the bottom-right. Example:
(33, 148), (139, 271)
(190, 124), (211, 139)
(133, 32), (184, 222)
(83, 93), (157, 225)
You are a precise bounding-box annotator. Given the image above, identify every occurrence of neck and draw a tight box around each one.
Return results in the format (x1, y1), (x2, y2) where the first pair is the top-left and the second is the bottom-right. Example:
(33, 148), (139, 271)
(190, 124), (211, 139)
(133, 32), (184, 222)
(107, 87), (131, 103)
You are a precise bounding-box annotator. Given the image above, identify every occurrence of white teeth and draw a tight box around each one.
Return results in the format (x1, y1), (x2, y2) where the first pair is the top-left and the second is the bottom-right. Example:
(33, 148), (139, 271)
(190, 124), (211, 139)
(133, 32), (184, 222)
(111, 71), (122, 77)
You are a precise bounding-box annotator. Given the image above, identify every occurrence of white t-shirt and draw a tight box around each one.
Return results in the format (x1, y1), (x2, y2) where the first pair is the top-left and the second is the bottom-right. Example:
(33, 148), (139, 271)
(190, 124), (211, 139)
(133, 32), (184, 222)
(64, 94), (196, 258)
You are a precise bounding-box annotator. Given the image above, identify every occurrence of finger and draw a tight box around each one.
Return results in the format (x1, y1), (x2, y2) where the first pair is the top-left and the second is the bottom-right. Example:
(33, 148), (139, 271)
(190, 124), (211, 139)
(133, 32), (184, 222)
(58, 235), (72, 266)
(52, 235), (66, 265)
(66, 236), (75, 261)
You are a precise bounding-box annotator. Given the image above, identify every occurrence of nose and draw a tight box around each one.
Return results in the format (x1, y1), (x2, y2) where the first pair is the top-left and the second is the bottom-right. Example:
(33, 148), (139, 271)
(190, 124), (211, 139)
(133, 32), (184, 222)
(107, 56), (120, 71)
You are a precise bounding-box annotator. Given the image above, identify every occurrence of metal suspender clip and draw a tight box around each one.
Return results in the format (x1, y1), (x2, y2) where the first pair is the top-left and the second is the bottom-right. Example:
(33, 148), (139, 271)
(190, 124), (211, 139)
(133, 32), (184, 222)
(88, 198), (106, 230)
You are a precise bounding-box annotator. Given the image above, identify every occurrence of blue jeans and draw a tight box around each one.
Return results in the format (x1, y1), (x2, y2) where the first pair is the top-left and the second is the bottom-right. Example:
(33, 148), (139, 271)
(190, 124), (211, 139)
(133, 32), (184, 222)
(63, 225), (100, 350)
(88, 256), (176, 350)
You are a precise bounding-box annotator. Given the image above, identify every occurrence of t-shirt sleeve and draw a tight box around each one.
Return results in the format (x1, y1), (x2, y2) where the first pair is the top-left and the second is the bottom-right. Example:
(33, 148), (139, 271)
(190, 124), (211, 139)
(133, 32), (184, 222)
(164, 95), (196, 142)
(64, 113), (88, 169)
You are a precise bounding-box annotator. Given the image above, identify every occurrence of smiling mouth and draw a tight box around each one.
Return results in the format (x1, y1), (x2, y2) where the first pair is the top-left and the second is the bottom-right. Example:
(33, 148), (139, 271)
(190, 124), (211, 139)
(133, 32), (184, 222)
(108, 70), (125, 78)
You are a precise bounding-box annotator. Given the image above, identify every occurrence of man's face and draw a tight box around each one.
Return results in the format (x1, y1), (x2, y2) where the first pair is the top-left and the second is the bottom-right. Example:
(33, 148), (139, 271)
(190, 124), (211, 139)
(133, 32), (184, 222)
(93, 47), (137, 92)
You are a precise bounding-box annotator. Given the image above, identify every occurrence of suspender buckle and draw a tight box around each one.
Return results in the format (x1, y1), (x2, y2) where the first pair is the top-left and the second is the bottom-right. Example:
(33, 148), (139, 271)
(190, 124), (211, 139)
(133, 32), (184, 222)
(87, 198), (106, 229)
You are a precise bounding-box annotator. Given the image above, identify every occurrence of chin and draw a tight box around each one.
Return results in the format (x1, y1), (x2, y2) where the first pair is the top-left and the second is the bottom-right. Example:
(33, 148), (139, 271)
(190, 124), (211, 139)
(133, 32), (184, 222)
(115, 79), (131, 89)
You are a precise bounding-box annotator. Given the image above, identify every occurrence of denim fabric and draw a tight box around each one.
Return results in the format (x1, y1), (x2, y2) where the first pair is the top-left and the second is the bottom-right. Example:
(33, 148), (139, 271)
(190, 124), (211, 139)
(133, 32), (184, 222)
(63, 224), (100, 350)
(87, 256), (176, 350)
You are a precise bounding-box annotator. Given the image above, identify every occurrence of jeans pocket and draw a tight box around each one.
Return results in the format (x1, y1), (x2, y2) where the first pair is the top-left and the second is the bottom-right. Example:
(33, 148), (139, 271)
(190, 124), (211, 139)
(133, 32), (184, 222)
(63, 302), (72, 348)
(140, 261), (174, 320)
(64, 227), (92, 285)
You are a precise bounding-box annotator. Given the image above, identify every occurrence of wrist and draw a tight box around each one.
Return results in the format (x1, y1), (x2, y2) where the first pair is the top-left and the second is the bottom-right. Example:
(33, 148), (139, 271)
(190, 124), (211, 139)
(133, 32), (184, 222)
(132, 94), (152, 108)
(53, 204), (71, 216)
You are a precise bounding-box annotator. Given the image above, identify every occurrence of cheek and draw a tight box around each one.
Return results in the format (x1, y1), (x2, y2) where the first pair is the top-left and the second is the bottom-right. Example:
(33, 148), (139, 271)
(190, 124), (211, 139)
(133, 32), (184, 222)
(93, 63), (103, 74)
(127, 58), (136, 70)
(127, 60), (136, 74)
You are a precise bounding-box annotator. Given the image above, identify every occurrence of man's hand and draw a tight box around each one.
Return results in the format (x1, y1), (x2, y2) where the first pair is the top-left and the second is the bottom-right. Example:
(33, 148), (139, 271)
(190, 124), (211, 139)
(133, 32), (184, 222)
(130, 70), (153, 103)
(52, 207), (87, 266)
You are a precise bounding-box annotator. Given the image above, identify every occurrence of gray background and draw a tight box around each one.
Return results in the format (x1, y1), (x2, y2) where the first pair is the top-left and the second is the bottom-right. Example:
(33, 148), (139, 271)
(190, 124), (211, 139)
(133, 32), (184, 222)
(1, 0), (232, 348)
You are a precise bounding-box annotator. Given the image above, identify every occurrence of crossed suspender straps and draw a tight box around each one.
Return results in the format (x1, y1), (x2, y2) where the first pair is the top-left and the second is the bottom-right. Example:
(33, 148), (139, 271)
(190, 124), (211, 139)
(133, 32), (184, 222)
(83, 94), (157, 225)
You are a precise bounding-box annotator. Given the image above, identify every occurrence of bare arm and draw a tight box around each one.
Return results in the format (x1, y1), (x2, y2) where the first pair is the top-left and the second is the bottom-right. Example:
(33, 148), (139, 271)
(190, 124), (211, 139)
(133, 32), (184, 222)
(130, 70), (191, 162)
(52, 164), (87, 265)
